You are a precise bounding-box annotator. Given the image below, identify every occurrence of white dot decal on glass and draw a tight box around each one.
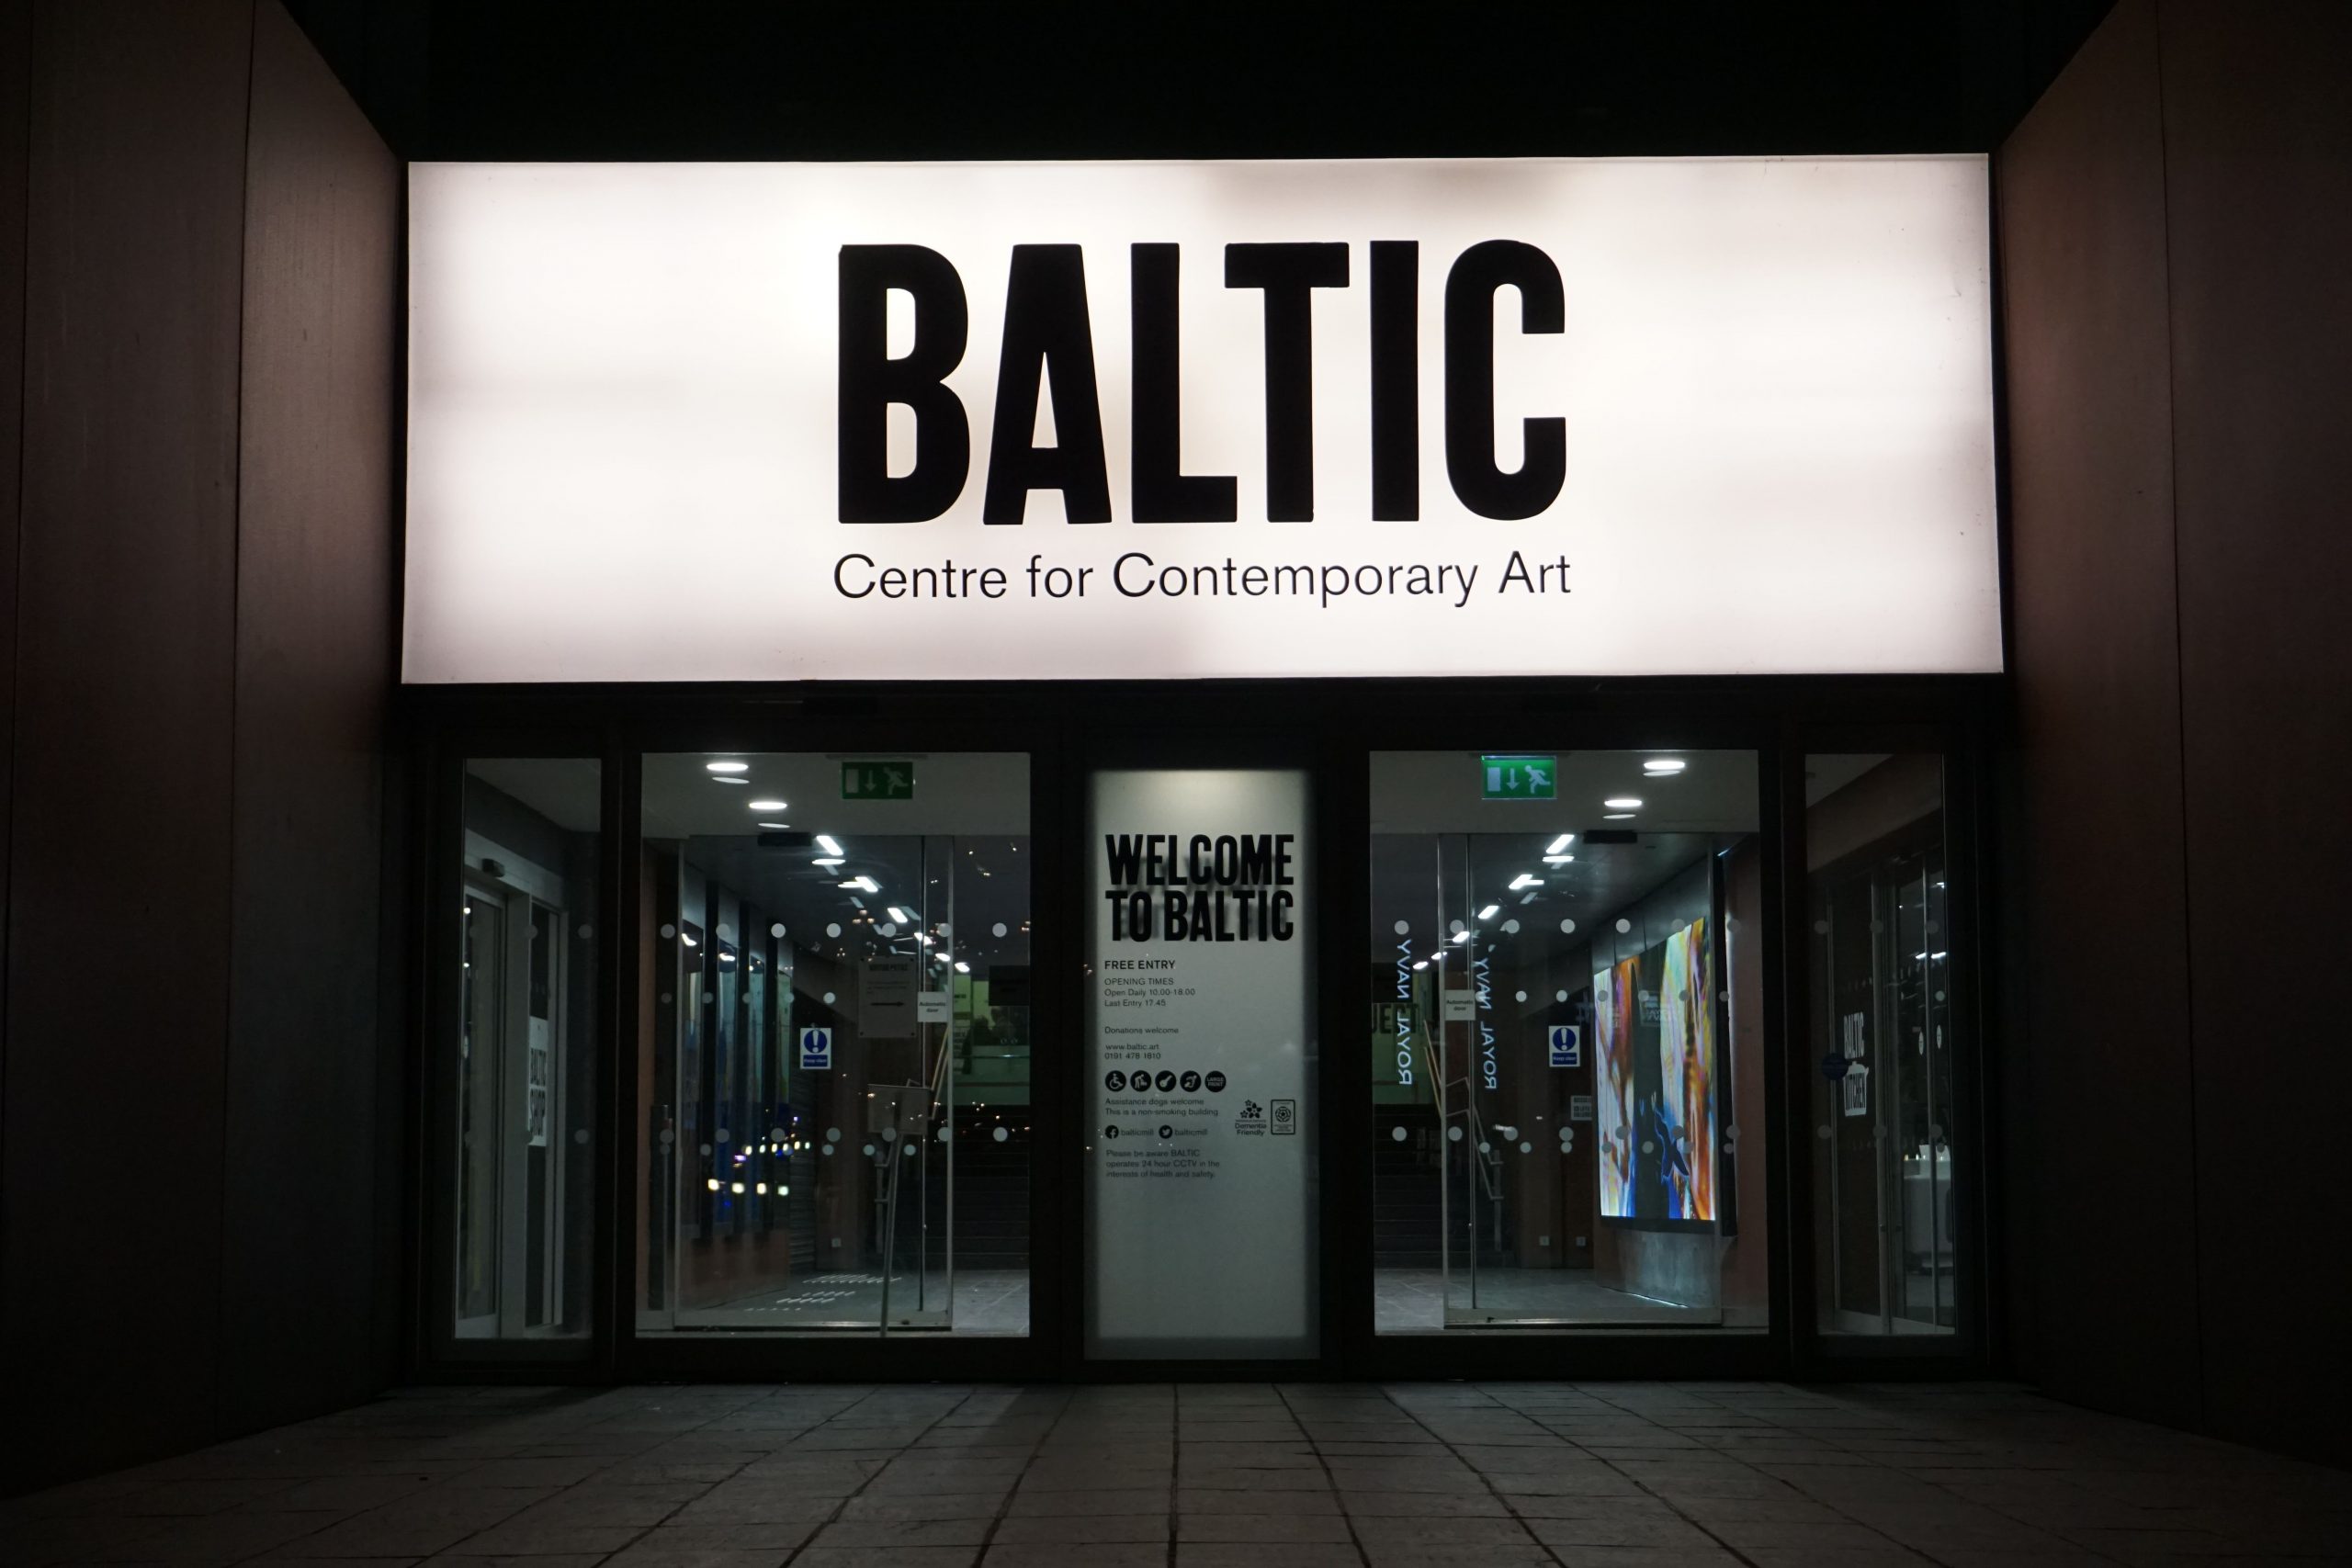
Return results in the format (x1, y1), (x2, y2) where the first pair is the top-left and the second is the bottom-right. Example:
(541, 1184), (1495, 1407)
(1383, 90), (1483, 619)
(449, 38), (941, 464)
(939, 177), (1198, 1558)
(992, 1126), (1009, 1143)
(825, 922), (842, 939)
(658, 1130), (673, 1146)
(825, 1127), (842, 1143)
(716, 1129), (729, 1143)
(1449, 919), (1464, 934)
(1559, 918), (1577, 934)
(1502, 919), (1520, 934)
(936, 1126), (952, 1142)
(771, 922), (786, 938)
(822, 991), (836, 1005)
(1616, 918), (1632, 933)
(660, 923), (677, 940)
(1558, 1126), (1574, 1143)
(1926, 919), (1940, 935)
(992, 922), (1008, 938)
(1514, 990), (1527, 1003)
(1477, 1141), (1491, 1155)
(881, 1127), (898, 1141)
(698, 1143), (712, 1156)
(1725, 1124), (1739, 1142)
(718, 923), (733, 940)
(1816, 1124), (1833, 1140)
(877, 922), (897, 937)
(862, 1144), (876, 1156)
(577, 922), (594, 940)
(1394, 919), (1409, 935)
(703, 991), (714, 1004)
(1555, 989), (1569, 1003)
(771, 1126), (786, 1142)
(1391, 1125), (1408, 1142)
(1640, 1139), (1655, 1154)
(1519, 1141), (1532, 1155)
(937, 923), (951, 937)
(573, 1128), (589, 1145)
(903, 1143), (916, 1158)
(1674, 1135), (1688, 1154)
(659, 991), (673, 1005)
(821, 1145), (835, 1157)
(1448, 1126), (1464, 1143)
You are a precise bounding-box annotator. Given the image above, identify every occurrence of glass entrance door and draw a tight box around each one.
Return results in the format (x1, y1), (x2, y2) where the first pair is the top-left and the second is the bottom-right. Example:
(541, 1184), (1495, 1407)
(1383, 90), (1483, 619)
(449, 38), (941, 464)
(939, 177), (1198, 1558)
(635, 751), (1033, 1337)
(1370, 750), (1768, 1335)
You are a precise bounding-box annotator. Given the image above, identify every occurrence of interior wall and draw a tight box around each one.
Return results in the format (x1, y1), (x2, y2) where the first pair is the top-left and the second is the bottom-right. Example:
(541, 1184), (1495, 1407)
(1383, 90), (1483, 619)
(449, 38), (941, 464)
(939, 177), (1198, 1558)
(1, 0), (398, 1490)
(1999, 0), (2352, 1463)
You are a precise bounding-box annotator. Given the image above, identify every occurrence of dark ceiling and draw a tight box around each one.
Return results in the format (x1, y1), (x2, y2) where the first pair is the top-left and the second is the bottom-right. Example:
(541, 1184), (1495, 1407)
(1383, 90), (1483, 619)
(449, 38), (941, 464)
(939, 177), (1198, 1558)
(286, 0), (2116, 163)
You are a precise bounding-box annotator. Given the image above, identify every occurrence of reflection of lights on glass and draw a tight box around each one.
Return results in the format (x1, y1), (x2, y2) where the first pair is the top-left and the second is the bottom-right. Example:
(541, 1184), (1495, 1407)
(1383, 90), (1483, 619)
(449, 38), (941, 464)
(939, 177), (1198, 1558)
(1508, 874), (1542, 890)
(816, 834), (842, 855)
(706, 761), (749, 773)
(705, 1179), (720, 1191)
(730, 1182), (745, 1194)
(1546, 833), (1574, 853)
(1603, 796), (1643, 810)
(1476, 904), (1498, 920)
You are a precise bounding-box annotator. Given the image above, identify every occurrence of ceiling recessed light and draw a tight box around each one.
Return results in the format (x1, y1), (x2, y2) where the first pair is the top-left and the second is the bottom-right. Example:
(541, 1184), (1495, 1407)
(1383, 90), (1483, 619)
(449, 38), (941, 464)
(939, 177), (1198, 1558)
(1643, 758), (1686, 773)
(815, 834), (842, 855)
(705, 761), (749, 773)
(1546, 833), (1574, 853)
(747, 799), (787, 811)
(1604, 812), (1635, 820)
(1603, 796), (1644, 810)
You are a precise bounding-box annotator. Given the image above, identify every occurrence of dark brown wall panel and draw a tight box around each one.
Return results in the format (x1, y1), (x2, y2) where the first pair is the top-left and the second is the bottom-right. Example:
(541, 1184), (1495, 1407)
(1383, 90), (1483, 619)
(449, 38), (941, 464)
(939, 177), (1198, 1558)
(4, 0), (254, 1484)
(1996, 0), (2202, 1429)
(2159, 0), (2352, 1465)
(1, 0), (29, 1150)
(219, 0), (399, 1435)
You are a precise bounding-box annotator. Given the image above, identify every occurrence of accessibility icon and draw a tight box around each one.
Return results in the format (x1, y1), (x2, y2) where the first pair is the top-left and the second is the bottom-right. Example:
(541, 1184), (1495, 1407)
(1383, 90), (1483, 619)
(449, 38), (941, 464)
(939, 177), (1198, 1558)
(1104, 1070), (1127, 1092)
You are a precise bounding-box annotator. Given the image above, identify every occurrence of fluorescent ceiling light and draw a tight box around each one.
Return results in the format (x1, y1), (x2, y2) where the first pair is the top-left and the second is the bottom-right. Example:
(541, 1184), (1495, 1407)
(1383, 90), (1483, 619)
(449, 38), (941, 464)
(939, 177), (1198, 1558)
(748, 798), (787, 811)
(705, 761), (749, 773)
(853, 875), (879, 893)
(815, 834), (842, 855)
(712, 776), (748, 785)
(955, 961), (970, 974)
(1643, 758), (1686, 773)
(1477, 904), (1498, 920)
(811, 856), (844, 868)
(1452, 930), (1474, 943)
(1546, 833), (1574, 853)
(758, 821), (789, 829)
(1544, 853), (1574, 864)
(1604, 813), (1635, 820)
(1508, 874), (1541, 890)
(1603, 796), (1643, 809)
(887, 907), (911, 925)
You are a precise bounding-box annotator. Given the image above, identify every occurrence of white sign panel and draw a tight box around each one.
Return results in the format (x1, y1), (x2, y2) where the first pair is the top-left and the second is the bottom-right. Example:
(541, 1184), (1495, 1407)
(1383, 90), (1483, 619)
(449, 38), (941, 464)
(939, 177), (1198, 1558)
(1087, 769), (1313, 1358)
(1549, 1023), (1582, 1069)
(797, 1026), (831, 1072)
(406, 157), (1997, 683)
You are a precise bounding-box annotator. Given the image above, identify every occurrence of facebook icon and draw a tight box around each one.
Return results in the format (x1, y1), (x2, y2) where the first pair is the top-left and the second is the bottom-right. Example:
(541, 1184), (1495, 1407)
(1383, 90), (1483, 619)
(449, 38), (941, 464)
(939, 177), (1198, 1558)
(1548, 1024), (1581, 1069)
(798, 1026), (833, 1071)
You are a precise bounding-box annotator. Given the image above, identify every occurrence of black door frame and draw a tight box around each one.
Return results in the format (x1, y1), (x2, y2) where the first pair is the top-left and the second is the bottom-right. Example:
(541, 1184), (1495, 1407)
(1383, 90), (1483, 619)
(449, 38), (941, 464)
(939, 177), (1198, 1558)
(402, 674), (2002, 1385)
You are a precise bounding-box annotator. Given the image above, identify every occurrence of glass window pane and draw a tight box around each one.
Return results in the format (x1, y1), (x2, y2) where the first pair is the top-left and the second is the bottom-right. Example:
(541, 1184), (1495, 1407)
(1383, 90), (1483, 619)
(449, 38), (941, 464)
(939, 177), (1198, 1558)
(450, 758), (602, 1341)
(636, 752), (1030, 1337)
(1370, 750), (1766, 1333)
(1805, 753), (1959, 1335)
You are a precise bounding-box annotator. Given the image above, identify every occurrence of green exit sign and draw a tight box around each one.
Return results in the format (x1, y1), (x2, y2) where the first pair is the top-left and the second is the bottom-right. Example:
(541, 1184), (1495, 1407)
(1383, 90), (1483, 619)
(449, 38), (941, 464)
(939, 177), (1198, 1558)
(1481, 755), (1556, 800)
(842, 761), (915, 801)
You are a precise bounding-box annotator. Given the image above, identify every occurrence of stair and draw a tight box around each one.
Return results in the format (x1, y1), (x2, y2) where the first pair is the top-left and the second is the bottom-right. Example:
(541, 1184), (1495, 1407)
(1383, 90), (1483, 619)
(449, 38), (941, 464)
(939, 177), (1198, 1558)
(951, 1110), (1030, 1268)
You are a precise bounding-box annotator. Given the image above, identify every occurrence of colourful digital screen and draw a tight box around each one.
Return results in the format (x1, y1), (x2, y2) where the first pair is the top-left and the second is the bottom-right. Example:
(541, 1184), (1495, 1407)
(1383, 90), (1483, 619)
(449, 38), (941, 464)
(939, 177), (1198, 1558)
(1594, 918), (1716, 1224)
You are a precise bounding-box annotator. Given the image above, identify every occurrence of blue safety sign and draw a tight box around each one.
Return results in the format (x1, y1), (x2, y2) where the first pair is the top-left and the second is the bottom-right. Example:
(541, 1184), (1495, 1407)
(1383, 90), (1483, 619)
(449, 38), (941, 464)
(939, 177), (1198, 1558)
(1548, 1024), (1581, 1068)
(798, 1026), (833, 1071)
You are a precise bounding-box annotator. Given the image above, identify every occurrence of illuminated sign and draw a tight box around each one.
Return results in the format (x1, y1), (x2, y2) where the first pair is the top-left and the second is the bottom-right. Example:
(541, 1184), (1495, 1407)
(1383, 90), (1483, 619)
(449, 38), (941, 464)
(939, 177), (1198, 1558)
(405, 157), (1998, 683)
